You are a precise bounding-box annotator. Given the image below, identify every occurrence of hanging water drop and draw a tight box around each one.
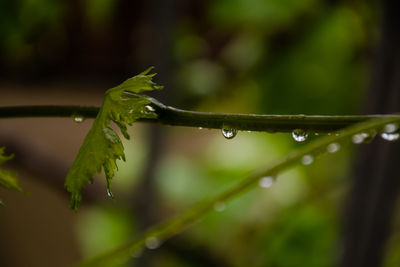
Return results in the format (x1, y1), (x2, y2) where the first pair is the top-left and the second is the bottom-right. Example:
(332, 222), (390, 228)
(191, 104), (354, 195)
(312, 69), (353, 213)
(107, 188), (114, 198)
(381, 132), (400, 141)
(145, 105), (155, 112)
(145, 237), (161, 250)
(292, 129), (308, 142)
(327, 143), (340, 154)
(383, 123), (398, 133)
(352, 133), (369, 144)
(380, 123), (400, 141)
(301, 154), (313, 165)
(222, 128), (237, 139)
(73, 116), (85, 123)
(258, 176), (275, 188)
(214, 201), (226, 212)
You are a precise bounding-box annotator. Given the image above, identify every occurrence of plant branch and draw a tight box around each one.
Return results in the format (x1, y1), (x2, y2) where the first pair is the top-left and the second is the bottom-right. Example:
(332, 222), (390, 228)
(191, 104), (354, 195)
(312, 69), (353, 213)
(1, 96), (400, 133)
(78, 116), (400, 267)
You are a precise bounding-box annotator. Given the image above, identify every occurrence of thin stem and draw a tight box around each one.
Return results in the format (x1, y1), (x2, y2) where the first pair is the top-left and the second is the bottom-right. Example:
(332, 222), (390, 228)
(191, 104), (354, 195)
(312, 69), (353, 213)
(0, 99), (399, 133)
(78, 116), (400, 267)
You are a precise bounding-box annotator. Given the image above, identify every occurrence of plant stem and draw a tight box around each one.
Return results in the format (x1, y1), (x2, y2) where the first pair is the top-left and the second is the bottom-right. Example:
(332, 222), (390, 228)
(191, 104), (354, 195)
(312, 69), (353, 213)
(0, 100), (399, 133)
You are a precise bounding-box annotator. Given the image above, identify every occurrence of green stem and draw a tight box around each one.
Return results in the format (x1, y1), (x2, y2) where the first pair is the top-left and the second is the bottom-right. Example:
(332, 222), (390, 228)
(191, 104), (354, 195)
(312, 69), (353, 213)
(0, 98), (399, 133)
(78, 116), (400, 267)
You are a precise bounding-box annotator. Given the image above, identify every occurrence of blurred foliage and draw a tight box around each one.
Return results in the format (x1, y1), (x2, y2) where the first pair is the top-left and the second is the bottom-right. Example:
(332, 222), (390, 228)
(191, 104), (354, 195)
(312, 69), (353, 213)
(1, 0), (398, 267)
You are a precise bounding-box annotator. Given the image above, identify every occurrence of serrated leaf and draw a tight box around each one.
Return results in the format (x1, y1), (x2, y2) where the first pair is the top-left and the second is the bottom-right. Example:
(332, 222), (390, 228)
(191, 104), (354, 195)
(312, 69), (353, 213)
(64, 68), (163, 210)
(0, 147), (23, 193)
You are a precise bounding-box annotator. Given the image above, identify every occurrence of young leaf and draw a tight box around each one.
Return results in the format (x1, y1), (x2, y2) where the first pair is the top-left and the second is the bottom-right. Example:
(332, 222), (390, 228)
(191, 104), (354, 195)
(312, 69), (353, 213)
(64, 68), (163, 210)
(0, 147), (23, 193)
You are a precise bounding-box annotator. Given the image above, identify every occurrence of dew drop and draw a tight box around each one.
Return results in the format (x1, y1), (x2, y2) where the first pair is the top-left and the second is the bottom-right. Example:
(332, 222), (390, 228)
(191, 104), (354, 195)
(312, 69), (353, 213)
(214, 201), (226, 212)
(131, 250), (143, 258)
(314, 133), (320, 136)
(292, 129), (308, 142)
(258, 176), (275, 188)
(222, 128), (237, 139)
(352, 133), (369, 144)
(327, 143), (340, 154)
(73, 116), (85, 123)
(301, 155), (314, 165)
(381, 132), (400, 141)
(145, 105), (155, 112)
(199, 127), (203, 130)
(383, 123), (398, 133)
(145, 237), (161, 250)
(107, 189), (114, 198)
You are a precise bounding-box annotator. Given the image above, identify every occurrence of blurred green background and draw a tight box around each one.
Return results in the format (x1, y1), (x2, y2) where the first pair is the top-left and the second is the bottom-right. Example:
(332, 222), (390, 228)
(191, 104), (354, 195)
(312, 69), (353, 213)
(0, 0), (399, 267)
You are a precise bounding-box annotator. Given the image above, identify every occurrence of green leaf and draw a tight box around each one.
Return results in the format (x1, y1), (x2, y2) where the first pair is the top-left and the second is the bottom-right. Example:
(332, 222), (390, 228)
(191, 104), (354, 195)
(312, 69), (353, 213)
(0, 147), (23, 193)
(64, 68), (163, 210)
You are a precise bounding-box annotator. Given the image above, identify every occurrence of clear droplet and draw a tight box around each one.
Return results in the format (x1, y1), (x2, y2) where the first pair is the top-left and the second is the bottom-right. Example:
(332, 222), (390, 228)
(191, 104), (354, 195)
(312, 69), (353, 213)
(352, 133), (369, 144)
(381, 132), (400, 141)
(214, 201), (226, 212)
(131, 250), (143, 258)
(145, 105), (155, 112)
(301, 155), (314, 165)
(222, 128), (237, 139)
(199, 127), (203, 130)
(335, 133), (340, 136)
(327, 143), (340, 154)
(107, 189), (114, 198)
(380, 123), (400, 141)
(292, 129), (308, 142)
(145, 237), (160, 250)
(383, 123), (398, 133)
(73, 116), (85, 123)
(258, 176), (275, 188)
(314, 133), (320, 136)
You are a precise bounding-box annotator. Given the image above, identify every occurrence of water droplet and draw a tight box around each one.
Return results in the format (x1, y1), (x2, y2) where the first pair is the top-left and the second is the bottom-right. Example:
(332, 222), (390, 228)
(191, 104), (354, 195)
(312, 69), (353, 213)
(73, 116), (85, 123)
(222, 128), (237, 139)
(107, 189), (114, 198)
(381, 132), (400, 141)
(145, 105), (155, 112)
(380, 123), (400, 141)
(383, 123), (398, 133)
(258, 176), (275, 188)
(131, 250), (143, 258)
(214, 201), (226, 212)
(292, 129), (308, 142)
(335, 133), (340, 136)
(327, 143), (340, 154)
(301, 155), (313, 165)
(314, 133), (320, 136)
(352, 133), (369, 144)
(199, 127), (203, 130)
(145, 237), (160, 250)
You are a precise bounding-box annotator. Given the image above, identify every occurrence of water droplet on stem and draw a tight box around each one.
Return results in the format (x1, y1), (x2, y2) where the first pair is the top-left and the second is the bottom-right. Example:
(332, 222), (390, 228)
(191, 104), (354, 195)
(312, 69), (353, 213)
(222, 128), (237, 139)
(258, 176), (275, 188)
(327, 143), (340, 154)
(301, 155), (313, 165)
(214, 201), (226, 212)
(73, 116), (85, 123)
(292, 129), (308, 142)
(145, 237), (160, 249)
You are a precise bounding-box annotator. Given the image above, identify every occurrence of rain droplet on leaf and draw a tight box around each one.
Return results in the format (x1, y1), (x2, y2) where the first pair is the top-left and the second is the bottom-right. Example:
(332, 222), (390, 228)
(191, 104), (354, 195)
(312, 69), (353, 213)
(352, 133), (369, 144)
(292, 129), (308, 142)
(145, 105), (155, 112)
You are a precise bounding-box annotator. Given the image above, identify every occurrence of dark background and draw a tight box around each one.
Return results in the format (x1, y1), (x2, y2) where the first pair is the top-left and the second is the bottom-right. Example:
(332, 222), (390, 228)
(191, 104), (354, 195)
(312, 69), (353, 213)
(1, 0), (399, 266)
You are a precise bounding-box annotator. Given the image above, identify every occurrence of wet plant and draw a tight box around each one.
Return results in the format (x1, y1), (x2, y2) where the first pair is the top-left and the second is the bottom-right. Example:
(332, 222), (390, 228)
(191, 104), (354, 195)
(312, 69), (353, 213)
(1, 69), (400, 266)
